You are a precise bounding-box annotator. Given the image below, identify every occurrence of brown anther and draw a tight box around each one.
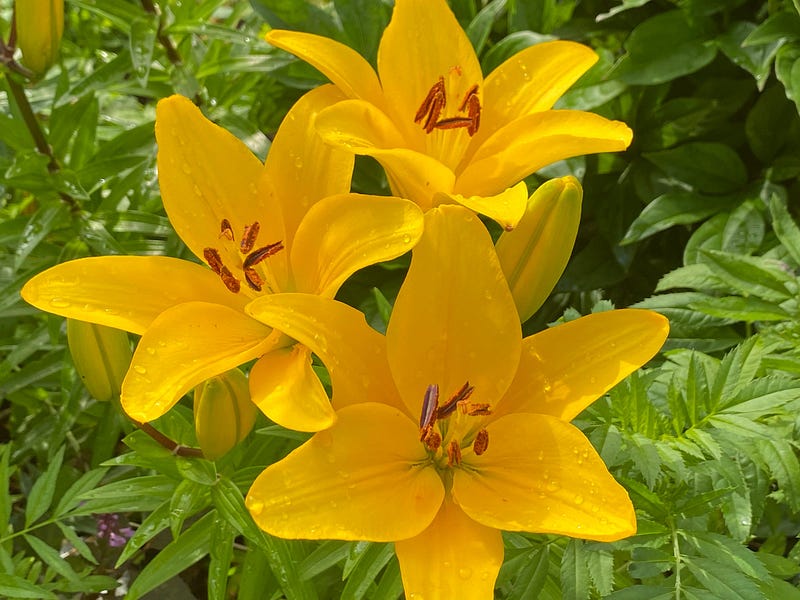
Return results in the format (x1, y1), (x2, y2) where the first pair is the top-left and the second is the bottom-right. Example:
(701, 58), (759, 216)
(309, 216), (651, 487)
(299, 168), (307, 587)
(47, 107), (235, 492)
(415, 77), (447, 133)
(244, 267), (264, 292)
(446, 440), (462, 467)
(219, 266), (241, 293)
(240, 222), (260, 254)
(203, 247), (224, 275)
(458, 401), (492, 417)
(433, 117), (474, 131)
(473, 429), (489, 456)
(424, 430), (442, 452)
(243, 241), (284, 269)
(463, 90), (481, 136)
(219, 219), (234, 241)
(458, 85), (479, 112)
(437, 382), (475, 419)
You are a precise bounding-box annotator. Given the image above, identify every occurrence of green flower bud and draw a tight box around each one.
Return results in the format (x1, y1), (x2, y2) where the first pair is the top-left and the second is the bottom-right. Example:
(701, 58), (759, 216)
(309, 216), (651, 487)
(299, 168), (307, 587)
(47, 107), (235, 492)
(15, 0), (64, 75)
(496, 176), (582, 323)
(66, 319), (132, 402)
(194, 369), (257, 460)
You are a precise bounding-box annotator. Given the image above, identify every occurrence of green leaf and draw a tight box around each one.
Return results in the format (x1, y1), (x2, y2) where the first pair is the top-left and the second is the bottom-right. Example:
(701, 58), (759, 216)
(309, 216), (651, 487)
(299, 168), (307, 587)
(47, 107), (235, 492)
(622, 192), (737, 243)
(688, 296), (791, 321)
(126, 511), (216, 600)
(0, 446), (11, 528)
(684, 531), (769, 579)
(769, 195), (800, 265)
(211, 475), (317, 600)
(466, 0), (507, 55)
(746, 86), (797, 161)
(299, 540), (350, 580)
(56, 522), (98, 565)
(169, 479), (211, 539)
(0, 574), (57, 599)
(482, 31), (554, 74)
(116, 501), (172, 567)
(643, 143), (747, 194)
(25, 446), (65, 527)
(129, 16), (157, 87)
(716, 21), (780, 89)
(775, 43), (800, 110)
(24, 534), (80, 581)
(333, 0), (390, 65)
(54, 467), (109, 516)
(683, 556), (763, 600)
(628, 547), (673, 579)
(76, 475), (175, 515)
(561, 539), (589, 600)
(14, 205), (69, 273)
(208, 515), (236, 600)
(614, 10), (717, 85)
(505, 545), (550, 600)
(585, 548), (614, 596)
(743, 12), (800, 46)
(700, 250), (794, 302)
(341, 542), (395, 600)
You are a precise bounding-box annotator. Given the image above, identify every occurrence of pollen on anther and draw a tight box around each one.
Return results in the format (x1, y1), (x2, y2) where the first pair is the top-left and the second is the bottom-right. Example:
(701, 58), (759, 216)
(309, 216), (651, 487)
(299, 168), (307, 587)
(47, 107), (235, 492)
(240, 222), (260, 254)
(219, 219), (234, 241)
(243, 241), (284, 269)
(473, 429), (489, 456)
(447, 440), (462, 467)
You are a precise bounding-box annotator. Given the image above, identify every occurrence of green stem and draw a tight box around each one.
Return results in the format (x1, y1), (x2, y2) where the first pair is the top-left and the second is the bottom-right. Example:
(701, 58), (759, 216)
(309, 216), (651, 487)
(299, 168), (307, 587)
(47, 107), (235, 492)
(671, 518), (682, 600)
(132, 419), (205, 458)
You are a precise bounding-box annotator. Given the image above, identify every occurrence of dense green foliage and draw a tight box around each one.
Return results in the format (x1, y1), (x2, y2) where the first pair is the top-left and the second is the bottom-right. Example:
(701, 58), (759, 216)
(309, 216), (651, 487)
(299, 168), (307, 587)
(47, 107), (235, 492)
(2, 0), (800, 598)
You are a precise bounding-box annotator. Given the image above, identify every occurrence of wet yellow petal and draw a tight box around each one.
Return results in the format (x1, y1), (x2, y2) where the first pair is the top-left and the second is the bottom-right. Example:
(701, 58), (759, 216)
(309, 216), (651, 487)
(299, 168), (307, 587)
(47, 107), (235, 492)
(249, 345), (336, 432)
(155, 96), (282, 273)
(455, 414), (636, 542)
(477, 41), (598, 145)
(246, 403), (444, 541)
(291, 194), (423, 297)
(496, 177), (582, 322)
(377, 0), (482, 145)
(396, 498), (503, 600)
(121, 302), (277, 423)
(457, 111), (633, 196)
(387, 206), (521, 418)
(246, 293), (405, 414)
(439, 181), (528, 232)
(265, 85), (354, 251)
(497, 309), (669, 422)
(265, 30), (384, 106)
(21, 256), (247, 336)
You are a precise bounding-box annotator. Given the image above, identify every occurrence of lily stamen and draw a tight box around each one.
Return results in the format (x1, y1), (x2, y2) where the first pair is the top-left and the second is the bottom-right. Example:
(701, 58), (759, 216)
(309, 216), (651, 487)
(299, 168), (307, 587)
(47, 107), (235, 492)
(446, 440), (462, 466)
(219, 218), (234, 241)
(473, 429), (489, 456)
(437, 381), (474, 419)
(414, 77), (447, 133)
(240, 222), (261, 254)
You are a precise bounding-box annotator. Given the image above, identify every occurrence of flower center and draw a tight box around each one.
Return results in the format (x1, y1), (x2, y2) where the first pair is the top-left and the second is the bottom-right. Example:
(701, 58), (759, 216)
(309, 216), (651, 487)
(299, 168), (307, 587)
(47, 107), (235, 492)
(418, 382), (490, 468)
(203, 218), (284, 294)
(414, 76), (481, 136)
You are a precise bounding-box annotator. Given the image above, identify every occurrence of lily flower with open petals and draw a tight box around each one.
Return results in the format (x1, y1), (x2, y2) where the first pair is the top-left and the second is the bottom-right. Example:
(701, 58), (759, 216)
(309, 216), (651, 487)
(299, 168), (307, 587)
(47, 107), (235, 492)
(265, 0), (633, 229)
(21, 85), (424, 432)
(244, 205), (669, 598)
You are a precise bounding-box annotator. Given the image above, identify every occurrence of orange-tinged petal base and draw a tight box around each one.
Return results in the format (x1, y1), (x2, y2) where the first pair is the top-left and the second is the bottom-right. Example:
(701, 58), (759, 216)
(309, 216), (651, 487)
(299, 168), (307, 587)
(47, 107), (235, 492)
(246, 403), (444, 541)
(455, 413), (636, 542)
(396, 498), (503, 600)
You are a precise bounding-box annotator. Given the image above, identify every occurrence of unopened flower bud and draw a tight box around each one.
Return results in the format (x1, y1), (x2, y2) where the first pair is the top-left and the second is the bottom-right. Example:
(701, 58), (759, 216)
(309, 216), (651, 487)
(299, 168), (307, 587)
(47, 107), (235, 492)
(496, 176), (582, 323)
(194, 368), (257, 460)
(15, 0), (65, 75)
(66, 319), (132, 402)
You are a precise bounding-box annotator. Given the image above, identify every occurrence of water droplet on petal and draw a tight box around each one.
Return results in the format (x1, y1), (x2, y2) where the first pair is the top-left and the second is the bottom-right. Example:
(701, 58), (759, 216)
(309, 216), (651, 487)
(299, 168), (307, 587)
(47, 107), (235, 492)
(458, 567), (472, 580)
(132, 365), (147, 375)
(574, 495), (584, 505)
(245, 496), (264, 515)
(50, 297), (70, 308)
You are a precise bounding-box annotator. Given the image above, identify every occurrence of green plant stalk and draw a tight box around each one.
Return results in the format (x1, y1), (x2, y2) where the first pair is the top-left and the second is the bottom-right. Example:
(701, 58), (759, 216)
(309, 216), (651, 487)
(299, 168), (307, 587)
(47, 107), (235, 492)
(140, 0), (182, 65)
(671, 518), (682, 600)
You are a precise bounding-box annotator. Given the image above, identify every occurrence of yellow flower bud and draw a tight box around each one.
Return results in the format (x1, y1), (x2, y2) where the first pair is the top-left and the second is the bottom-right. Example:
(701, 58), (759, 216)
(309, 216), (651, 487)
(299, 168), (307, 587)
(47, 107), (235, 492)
(66, 319), (132, 402)
(496, 176), (582, 323)
(15, 0), (65, 75)
(194, 369), (257, 460)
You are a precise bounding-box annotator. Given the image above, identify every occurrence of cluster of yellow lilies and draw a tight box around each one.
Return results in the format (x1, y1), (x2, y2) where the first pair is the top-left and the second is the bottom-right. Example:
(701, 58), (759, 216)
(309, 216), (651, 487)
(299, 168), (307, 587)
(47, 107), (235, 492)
(22, 0), (669, 596)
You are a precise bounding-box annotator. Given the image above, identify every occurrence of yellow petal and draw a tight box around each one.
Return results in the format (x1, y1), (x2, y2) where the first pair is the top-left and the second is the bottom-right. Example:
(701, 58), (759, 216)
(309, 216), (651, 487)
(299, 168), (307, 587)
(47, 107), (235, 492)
(265, 85), (354, 251)
(456, 110), (633, 196)
(121, 302), (277, 423)
(476, 41), (598, 147)
(377, 0), (482, 151)
(497, 309), (669, 422)
(316, 100), (456, 208)
(246, 293), (405, 414)
(396, 498), (503, 600)
(439, 181), (528, 232)
(265, 30), (384, 106)
(246, 403), (444, 541)
(387, 206), (521, 418)
(496, 177), (582, 322)
(21, 256), (247, 336)
(291, 194), (423, 297)
(249, 345), (336, 432)
(155, 95), (285, 281)
(455, 414), (637, 542)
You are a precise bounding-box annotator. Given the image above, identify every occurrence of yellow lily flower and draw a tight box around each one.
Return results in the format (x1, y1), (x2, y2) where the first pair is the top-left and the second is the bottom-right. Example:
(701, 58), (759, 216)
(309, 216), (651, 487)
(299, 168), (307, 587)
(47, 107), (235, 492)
(265, 0), (633, 229)
(15, 0), (64, 75)
(21, 85), (424, 431)
(244, 205), (669, 598)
